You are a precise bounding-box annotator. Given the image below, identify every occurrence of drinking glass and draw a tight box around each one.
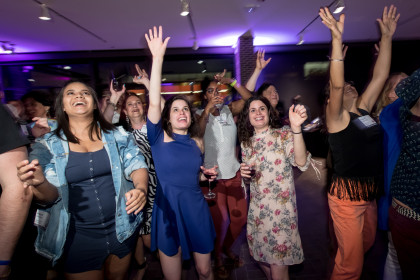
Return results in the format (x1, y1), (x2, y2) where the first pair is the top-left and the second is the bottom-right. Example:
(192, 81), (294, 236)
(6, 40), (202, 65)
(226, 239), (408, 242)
(203, 163), (217, 199)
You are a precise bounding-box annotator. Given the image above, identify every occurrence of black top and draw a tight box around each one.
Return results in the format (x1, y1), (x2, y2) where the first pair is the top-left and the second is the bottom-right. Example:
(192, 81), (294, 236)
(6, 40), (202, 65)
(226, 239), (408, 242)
(328, 108), (383, 201)
(0, 104), (29, 154)
(390, 67), (420, 213)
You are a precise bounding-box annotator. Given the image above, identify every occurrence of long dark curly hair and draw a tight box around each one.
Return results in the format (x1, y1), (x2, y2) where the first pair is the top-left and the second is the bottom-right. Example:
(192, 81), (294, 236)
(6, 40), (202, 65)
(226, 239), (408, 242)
(238, 95), (282, 148)
(161, 95), (199, 138)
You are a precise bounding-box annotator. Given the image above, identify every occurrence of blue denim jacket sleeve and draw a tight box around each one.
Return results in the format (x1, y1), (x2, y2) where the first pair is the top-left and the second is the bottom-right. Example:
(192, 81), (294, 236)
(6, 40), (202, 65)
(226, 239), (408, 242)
(113, 126), (148, 179)
(29, 137), (61, 199)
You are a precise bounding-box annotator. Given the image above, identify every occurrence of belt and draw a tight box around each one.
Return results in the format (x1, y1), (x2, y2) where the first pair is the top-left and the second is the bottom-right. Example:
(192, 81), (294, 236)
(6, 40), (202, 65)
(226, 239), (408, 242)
(392, 200), (420, 221)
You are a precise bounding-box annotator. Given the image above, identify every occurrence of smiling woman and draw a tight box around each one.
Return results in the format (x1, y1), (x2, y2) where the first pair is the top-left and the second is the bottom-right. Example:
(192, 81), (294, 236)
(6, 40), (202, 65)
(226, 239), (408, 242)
(16, 80), (149, 280)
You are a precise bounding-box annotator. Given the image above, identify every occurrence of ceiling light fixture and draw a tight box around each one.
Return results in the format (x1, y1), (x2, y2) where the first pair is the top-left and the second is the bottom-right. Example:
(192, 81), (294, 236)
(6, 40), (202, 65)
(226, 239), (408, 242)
(1, 42), (15, 54)
(297, 34), (305, 45)
(180, 0), (190, 16)
(197, 60), (203, 64)
(333, 0), (345, 14)
(296, 0), (345, 45)
(39, 3), (51, 20)
(192, 40), (199, 51)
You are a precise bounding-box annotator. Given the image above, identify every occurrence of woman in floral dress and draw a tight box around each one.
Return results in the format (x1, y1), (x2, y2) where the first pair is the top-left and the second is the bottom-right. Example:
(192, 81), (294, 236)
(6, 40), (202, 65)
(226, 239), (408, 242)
(238, 95), (311, 279)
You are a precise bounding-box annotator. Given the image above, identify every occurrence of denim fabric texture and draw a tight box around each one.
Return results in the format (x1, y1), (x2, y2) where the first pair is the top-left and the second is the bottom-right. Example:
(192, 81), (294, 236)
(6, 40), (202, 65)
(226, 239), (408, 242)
(29, 126), (147, 265)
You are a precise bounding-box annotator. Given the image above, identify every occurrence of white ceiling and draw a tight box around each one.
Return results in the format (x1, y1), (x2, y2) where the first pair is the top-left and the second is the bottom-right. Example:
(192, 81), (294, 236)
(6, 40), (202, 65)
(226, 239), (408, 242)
(0, 0), (419, 54)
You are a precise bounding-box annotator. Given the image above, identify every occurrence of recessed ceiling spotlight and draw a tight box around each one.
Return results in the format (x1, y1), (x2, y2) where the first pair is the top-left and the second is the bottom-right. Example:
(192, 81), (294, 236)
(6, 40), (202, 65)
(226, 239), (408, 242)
(162, 78), (167, 82)
(202, 69), (207, 73)
(39, 4), (51, 20)
(197, 60), (203, 64)
(180, 0), (189, 16)
(63, 66), (72, 70)
(28, 79), (35, 82)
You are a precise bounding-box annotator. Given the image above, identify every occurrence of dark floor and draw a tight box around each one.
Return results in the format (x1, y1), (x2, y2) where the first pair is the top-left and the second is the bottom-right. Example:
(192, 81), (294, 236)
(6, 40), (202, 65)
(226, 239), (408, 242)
(141, 157), (388, 280)
(9, 157), (388, 280)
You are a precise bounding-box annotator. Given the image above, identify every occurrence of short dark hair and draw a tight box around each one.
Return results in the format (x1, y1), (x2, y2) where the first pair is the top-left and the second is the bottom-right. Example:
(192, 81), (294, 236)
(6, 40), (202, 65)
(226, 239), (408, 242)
(237, 95), (282, 148)
(54, 80), (115, 143)
(256, 82), (275, 97)
(161, 95), (199, 138)
(199, 77), (215, 109)
(22, 90), (55, 117)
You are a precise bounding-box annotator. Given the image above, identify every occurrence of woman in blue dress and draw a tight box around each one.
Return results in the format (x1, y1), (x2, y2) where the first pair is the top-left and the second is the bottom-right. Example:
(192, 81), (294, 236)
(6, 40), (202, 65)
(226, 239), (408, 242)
(145, 26), (217, 280)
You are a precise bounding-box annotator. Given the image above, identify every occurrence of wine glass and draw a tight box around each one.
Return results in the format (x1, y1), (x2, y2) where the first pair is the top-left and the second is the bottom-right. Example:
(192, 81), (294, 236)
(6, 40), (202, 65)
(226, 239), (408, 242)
(203, 163), (217, 199)
(247, 162), (257, 187)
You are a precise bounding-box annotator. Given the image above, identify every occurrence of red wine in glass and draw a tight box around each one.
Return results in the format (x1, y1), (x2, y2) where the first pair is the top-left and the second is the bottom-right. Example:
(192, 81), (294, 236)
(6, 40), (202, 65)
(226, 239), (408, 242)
(249, 168), (256, 178)
(203, 166), (217, 199)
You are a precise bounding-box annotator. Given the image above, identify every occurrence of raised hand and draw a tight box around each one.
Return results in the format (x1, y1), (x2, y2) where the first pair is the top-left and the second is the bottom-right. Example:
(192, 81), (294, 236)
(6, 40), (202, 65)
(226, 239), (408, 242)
(145, 26), (170, 58)
(256, 49), (271, 70)
(132, 64), (150, 86)
(31, 117), (51, 138)
(319, 7), (345, 40)
(377, 5), (399, 38)
(214, 69), (227, 83)
(17, 159), (46, 189)
(109, 80), (126, 104)
(289, 104), (308, 130)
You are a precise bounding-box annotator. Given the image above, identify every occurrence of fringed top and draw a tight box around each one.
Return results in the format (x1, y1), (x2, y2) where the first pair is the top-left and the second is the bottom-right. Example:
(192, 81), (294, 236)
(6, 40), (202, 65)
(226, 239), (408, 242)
(328, 108), (384, 201)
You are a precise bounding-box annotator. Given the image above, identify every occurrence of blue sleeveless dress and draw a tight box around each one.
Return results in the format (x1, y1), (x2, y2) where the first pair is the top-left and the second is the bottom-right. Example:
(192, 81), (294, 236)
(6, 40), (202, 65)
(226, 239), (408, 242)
(64, 148), (136, 273)
(147, 119), (215, 260)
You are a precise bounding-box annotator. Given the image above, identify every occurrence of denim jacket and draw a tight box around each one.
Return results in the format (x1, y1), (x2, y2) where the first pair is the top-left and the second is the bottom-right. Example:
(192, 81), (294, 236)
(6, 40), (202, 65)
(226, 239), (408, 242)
(29, 126), (147, 265)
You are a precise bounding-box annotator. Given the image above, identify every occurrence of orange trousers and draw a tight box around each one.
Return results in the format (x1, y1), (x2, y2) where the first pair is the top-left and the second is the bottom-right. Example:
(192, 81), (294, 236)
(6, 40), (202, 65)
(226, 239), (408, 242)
(328, 194), (377, 280)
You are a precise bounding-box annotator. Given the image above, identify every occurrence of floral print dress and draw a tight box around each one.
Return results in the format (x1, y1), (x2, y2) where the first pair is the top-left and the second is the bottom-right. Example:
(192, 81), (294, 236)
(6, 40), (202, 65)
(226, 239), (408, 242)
(241, 127), (311, 265)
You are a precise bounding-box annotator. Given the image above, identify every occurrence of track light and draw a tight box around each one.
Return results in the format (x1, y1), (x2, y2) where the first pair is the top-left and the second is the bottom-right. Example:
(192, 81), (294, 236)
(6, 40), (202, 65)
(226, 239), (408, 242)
(1, 42), (15, 54)
(192, 40), (199, 50)
(296, 0), (345, 44)
(297, 34), (304, 45)
(39, 3), (51, 20)
(333, 0), (345, 14)
(180, 0), (189, 16)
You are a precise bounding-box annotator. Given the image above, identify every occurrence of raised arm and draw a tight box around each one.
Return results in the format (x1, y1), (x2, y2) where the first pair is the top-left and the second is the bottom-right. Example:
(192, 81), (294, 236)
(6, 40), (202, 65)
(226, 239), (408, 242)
(103, 81), (126, 123)
(319, 7), (346, 130)
(358, 5), (399, 113)
(145, 26), (170, 124)
(214, 70), (253, 116)
(245, 49), (271, 92)
(133, 64), (166, 111)
(289, 104), (308, 167)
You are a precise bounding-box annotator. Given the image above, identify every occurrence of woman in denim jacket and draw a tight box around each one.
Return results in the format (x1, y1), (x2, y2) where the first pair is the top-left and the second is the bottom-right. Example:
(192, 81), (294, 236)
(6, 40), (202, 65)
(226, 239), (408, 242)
(17, 81), (148, 280)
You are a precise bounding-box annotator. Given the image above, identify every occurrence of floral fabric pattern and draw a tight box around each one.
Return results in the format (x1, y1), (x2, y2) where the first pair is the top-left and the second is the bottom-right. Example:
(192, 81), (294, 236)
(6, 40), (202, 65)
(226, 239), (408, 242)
(241, 126), (311, 265)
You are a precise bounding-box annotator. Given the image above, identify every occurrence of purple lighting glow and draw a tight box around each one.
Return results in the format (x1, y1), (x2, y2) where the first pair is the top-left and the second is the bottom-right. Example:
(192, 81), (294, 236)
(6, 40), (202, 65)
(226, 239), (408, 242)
(253, 33), (290, 46)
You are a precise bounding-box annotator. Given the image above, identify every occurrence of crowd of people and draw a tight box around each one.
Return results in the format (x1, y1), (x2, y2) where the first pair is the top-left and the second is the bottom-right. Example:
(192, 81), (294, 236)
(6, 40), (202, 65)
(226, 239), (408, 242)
(0, 4), (419, 280)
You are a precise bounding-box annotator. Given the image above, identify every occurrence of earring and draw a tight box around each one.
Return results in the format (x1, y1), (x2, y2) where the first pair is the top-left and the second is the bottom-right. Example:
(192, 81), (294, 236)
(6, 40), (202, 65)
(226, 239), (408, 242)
(126, 115), (131, 127)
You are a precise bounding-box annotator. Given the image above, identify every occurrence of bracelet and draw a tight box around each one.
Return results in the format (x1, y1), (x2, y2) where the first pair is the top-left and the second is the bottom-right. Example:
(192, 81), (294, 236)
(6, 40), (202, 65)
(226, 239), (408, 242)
(229, 79), (237, 87)
(327, 56), (344, 62)
(0, 260), (11, 265)
(291, 130), (302, 134)
(108, 102), (117, 109)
